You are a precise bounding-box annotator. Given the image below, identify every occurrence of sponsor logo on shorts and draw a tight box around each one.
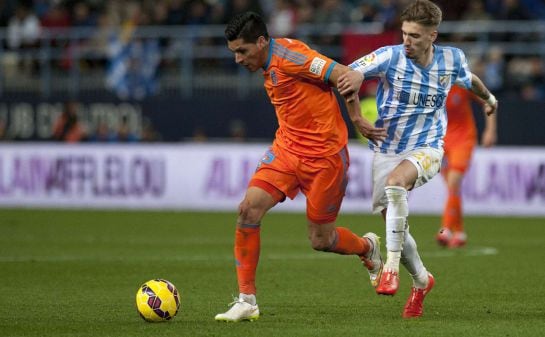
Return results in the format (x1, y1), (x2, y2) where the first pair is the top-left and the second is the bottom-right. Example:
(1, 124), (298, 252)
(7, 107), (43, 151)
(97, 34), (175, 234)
(257, 149), (275, 168)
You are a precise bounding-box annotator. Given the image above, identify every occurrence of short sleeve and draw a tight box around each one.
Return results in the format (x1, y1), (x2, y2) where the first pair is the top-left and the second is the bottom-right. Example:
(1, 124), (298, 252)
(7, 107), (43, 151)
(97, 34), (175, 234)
(453, 49), (472, 89)
(275, 40), (337, 83)
(348, 47), (391, 79)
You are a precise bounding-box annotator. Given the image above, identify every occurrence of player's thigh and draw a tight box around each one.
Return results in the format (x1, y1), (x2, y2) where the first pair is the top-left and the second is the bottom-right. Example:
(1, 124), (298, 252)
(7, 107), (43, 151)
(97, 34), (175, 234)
(251, 145), (300, 201)
(386, 160), (419, 189)
(403, 147), (443, 189)
(301, 148), (349, 224)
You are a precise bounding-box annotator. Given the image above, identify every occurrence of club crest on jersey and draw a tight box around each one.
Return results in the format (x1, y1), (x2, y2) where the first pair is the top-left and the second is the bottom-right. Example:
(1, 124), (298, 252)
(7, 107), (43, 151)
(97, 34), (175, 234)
(271, 70), (278, 85)
(439, 74), (450, 87)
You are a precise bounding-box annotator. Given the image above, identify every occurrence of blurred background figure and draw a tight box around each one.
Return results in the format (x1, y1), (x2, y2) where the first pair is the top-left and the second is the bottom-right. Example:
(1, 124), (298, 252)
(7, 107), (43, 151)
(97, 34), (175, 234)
(268, 0), (297, 36)
(436, 85), (497, 248)
(52, 101), (86, 142)
(192, 126), (208, 142)
(0, 119), (9, 141)
(88, 121), (116, 142)
(116, 115), (139, 142)
(6, 2), (41, 74)
(141, 117), (162, 142)
(228, 119), (247, 142)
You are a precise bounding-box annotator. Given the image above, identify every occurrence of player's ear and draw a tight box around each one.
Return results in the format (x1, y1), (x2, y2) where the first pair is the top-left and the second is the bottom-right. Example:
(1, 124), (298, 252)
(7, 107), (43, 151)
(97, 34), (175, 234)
(430, 30), (438, 43)
(257, 36), (267, 50)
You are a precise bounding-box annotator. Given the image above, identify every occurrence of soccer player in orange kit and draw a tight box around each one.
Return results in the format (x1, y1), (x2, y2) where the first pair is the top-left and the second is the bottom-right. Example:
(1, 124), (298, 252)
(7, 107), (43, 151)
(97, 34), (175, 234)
(436, 85), (497, 248)
(215, 12), (388, 322)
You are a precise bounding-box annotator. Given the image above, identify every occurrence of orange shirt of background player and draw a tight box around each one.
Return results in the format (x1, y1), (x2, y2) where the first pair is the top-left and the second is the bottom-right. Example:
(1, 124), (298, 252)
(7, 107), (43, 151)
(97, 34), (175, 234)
(262, 38), (348, 157)
(52, 114), (85, 143)
(443, 85), (479, 147)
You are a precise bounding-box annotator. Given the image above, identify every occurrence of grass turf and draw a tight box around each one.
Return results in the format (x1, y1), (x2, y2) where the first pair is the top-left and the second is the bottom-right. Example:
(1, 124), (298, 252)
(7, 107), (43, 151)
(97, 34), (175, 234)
(1, 209), (544, 337)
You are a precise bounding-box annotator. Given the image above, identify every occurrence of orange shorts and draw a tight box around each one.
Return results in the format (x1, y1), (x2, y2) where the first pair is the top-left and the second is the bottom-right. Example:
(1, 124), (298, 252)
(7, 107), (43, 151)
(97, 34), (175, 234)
(249, 143), (349, 224)
(442, 138), (475, 173)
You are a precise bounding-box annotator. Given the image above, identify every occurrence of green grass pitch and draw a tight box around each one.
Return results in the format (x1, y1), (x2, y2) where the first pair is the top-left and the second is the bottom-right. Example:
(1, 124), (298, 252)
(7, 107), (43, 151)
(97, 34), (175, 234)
(1, 209), (544, 337)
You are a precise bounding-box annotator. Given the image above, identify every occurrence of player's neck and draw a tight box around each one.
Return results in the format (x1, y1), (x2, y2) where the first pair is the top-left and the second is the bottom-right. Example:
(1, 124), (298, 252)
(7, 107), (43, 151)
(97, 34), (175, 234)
(260, 40), (271, 69)
(415, 45), (434, 68)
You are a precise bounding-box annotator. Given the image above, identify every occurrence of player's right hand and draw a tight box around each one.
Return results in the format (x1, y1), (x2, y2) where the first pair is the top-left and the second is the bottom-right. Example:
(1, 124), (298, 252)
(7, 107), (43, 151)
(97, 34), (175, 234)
(338, 71), (364, 101)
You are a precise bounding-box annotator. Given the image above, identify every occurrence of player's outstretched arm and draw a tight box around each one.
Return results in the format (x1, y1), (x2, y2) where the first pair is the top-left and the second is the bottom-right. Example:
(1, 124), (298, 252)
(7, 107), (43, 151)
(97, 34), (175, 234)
(337, 71), (364, 102)
(481, 113), (497, 147)
(470, 73), (498, 147)
(328, 64), (364, 101)
(328, 63), (386, 143)
(470, 73), (498, 116)
(345, 93), (387, 145)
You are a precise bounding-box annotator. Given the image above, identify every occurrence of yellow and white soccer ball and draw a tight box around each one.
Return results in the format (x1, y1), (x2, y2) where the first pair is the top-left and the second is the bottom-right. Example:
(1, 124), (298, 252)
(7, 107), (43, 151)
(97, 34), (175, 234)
(136, 279), (180, 322)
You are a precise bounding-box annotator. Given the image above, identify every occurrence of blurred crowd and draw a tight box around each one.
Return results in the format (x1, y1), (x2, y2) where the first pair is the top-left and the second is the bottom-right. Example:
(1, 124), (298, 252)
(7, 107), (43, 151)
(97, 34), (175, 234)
(1, 0), (544, 29)
(0, 0), (544, 109)
(48, 101), (163, 143)
(0, 0), (545, 99)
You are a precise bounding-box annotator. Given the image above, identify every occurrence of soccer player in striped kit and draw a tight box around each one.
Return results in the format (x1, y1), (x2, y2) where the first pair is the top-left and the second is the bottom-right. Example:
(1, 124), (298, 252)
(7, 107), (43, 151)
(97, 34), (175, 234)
(338, 0), (498, 318)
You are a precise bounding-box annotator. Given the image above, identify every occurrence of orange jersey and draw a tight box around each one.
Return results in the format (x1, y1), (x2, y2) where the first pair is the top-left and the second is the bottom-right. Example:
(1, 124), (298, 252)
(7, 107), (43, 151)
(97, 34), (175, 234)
(444, 85), (478, 146)
(262, 38), (347, 157)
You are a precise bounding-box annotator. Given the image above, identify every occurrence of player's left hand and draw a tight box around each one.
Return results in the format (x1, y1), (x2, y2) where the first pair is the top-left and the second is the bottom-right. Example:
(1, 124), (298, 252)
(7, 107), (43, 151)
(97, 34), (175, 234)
(483, 97), (498, 116)
(353, 118), (387, 145)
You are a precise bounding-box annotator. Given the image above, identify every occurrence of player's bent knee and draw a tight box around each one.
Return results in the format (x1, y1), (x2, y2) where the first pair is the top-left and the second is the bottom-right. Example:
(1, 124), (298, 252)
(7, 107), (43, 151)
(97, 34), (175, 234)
(308, 231), (334, 251)
(385, 175), (405, 187)
(238, 201), (265, 225)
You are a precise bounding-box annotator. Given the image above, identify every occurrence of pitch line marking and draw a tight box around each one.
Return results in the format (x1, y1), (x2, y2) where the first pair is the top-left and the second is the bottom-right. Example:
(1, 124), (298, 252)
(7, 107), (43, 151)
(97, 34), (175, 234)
(421, 246), (498, 258)
(0, 246), (498, 263)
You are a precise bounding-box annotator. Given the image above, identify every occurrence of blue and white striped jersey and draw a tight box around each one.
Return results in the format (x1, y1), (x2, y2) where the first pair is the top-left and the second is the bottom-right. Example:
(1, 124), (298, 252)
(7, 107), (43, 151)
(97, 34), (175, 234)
(349, 44), (472, 154)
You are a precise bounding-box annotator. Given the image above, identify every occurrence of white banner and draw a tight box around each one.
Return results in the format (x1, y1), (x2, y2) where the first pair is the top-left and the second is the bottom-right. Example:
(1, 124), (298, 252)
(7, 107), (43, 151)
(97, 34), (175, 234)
(0, 143), (544, 216)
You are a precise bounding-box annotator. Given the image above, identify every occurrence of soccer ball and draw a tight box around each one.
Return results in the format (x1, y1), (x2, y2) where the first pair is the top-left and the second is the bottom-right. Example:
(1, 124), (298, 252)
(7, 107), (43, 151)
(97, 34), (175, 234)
(136, 279), (180, 322)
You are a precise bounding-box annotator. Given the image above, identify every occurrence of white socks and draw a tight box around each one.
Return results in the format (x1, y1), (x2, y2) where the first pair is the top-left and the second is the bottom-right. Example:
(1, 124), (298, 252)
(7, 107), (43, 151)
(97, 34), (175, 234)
(384, 186), (408, 272)
(240, 293), (256, 305)
(384, 185), (428, 287)
(400, 231), (428, 289)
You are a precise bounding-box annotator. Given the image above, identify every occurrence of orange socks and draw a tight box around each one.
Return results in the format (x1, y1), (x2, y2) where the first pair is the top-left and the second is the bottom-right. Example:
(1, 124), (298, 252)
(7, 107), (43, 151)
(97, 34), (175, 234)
(329, 227), (370, 256)
(234, 226), (260, 295)
(234, 226), (369, 294)
(443, 190), (463, 232)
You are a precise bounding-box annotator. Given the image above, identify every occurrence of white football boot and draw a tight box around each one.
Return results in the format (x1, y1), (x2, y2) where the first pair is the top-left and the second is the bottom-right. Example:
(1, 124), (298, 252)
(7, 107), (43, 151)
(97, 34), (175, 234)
(215, 294), (260, 322)
(361, 232), (384, 288)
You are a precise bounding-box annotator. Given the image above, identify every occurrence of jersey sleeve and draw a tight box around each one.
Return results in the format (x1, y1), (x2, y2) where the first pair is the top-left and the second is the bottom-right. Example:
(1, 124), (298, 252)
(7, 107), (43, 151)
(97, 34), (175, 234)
(453, 48), (472, 89)
(277, 41), (337, 83)
(348, 47), (391, 79)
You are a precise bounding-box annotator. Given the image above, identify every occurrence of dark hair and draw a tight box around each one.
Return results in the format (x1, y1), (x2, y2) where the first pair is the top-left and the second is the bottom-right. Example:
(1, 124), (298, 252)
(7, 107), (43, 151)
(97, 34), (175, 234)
(400, 0), (442, 27)
(225, 12), (269, 43)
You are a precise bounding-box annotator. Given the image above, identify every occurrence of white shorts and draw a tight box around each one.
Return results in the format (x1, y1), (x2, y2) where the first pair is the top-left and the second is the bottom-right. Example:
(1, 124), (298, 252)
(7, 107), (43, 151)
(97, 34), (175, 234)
(372, 147), (443, 213)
